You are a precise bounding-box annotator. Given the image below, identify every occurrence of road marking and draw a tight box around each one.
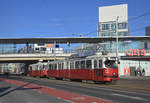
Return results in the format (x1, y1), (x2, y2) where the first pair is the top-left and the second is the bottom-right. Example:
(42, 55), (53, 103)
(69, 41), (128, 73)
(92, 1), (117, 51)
(111, 93), (148, 101)
(0, 78), (114, 103)
(25, 76), (150, 96)
(72, 97), (85, 100)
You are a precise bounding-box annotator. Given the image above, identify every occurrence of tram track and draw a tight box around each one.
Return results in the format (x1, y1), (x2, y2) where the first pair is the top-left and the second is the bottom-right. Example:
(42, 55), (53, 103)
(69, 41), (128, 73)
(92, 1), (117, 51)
(1, 75), (150, 103)
(7, 75), (150, 94)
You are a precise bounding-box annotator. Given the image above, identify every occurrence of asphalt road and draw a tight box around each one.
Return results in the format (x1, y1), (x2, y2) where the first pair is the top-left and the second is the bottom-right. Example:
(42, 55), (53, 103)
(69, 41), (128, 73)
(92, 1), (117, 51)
(1, 75), (150, 103)
(0, 79), (69, 103)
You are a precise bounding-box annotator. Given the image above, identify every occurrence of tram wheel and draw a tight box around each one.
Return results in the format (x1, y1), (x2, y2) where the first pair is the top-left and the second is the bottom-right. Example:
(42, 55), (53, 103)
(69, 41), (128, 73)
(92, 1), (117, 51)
(104, 80), (117, 85)
(55, 77), (63, 80)
(104, 81), (112, 85)
(70, 79), (82, 82)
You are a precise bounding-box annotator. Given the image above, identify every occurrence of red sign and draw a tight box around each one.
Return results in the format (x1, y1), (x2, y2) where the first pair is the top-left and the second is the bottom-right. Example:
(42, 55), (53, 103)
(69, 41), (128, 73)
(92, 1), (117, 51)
(126, 49), (146, 56)
(124, 67), (130, 75)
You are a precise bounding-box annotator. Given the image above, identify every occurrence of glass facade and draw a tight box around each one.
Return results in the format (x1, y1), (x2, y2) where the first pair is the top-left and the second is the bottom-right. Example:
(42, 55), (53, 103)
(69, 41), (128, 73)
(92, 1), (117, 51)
(98, 21), (130, 52)
(118, 22), (127, 29)
(0, 44), (16, 54)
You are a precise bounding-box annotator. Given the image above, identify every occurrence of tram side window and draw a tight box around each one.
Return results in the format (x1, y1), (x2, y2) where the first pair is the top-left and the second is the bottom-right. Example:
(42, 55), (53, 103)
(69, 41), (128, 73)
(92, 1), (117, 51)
(62, 63), (64, 70)
(49, 64), (52, 70)
(50, 64), (53, 70)
(58, 63), (61, 70)
(86, 60), (92, 69)
(70, 62), (74, 69)
(35, 65), (38, 70)
(99, 60), (102, 68)
(75, 61), (80, 69)
(52, 64), (54, 70)
(54, 64), (57, 70)
(53, 64), (55, 70)
(44, 65), (47, 70)
(29, 66), (32, 70)
(49, 64), (51, 70)
(39, 65), (42, 70)
(51, 64), (53, 70)
(94, 60), (98, 68)
(66, 62), (69, 69)
(41, 65), (44, 70)
(42, 65), (44, 70)
(81, 61), (85, 69)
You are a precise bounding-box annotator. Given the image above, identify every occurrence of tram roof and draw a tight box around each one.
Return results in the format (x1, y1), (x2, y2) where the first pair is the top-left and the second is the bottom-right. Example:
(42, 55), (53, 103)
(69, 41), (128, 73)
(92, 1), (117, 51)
(0, 36), (150, 44)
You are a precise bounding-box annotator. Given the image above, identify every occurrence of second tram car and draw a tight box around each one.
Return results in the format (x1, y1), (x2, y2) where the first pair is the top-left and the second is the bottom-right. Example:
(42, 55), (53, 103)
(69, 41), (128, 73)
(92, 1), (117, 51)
(29, 62), (48, 77)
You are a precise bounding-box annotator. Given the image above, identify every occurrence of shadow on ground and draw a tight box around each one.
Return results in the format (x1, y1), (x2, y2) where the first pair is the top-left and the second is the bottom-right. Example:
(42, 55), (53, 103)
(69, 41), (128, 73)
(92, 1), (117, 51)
(0, 75), (42, 98)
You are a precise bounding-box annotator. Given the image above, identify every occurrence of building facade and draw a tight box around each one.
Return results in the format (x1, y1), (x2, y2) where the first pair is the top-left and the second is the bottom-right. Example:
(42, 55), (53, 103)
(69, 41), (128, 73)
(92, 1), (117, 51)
(141, 26), (150, 50)
(34, 43), (63, 54)
(98, 4), (129, 37)
(98, 4), (130, 52)
(75, 4), (131, 55)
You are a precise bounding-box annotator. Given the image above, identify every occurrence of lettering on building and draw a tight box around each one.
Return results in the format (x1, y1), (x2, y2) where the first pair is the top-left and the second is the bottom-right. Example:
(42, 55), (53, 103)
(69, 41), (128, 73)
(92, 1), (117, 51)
(126, 49), (146, 56)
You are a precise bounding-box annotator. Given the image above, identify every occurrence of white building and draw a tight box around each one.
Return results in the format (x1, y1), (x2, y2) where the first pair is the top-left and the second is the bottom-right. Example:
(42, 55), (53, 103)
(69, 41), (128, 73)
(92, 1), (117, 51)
(141, 26), (150, 50)
(75, 4), (130, 54)
(34, 43), (64, 54)
(98, 4), (129, 37)
(98, 4), (130, 52)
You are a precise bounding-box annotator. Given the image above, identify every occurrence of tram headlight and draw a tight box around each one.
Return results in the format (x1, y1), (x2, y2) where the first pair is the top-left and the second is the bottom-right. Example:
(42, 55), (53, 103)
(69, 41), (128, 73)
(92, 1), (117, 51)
(105, 69), (109, 73)
(113, 72), (116, 76)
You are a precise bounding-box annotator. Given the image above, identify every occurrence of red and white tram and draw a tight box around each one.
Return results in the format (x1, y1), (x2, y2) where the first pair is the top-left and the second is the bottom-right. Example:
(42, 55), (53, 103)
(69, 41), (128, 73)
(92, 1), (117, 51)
(46, 56), (119, 83)
(29, 62), (48, 77)
(28, 56), (119, 84)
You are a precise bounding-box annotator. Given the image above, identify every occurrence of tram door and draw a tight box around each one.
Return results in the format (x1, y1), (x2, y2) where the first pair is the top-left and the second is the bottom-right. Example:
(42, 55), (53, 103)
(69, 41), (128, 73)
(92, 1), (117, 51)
(93, 60), (102, 81)
(130, 66), (136, 76)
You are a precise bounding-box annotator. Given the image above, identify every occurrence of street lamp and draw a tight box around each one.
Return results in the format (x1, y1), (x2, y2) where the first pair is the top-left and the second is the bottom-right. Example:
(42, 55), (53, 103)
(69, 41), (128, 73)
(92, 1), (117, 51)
(116, 16), (119, 62)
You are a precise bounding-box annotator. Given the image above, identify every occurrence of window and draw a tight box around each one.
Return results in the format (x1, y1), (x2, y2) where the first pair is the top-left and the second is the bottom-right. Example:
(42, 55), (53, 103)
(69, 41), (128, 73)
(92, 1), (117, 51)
(99, 60), (102, 68)
(70, 62), (74, 69)
(118, 23), (127, 29)
(41, 47), (46, 51)
(38, 43), (45, 46)
(94, 60), (97, 68)
(54, 64), (57, 70)
(109, 32), (115, 36)
(86, 60), (92, 69)
(44, 65), (48, 70)
(111, 23), (116, 30)
(81, 61), (85, 69)
(104, 60), (117, 68)
(52, 64), (54, 70)
(118, 32), (128, 36)
(35, 48), (39, 51)
(102, 24), (109, 30)
(35, 65), (38, 70)
(29, 66), (32, 70)
(62, 63), (64, 70)
(58, 63), (61, 70)
(75, 61), (80, 69)
(40, 65), (43, 70)
(101, 33), (108, 37)
(66, 62), (69, 69)
(49, 64), (51, 70)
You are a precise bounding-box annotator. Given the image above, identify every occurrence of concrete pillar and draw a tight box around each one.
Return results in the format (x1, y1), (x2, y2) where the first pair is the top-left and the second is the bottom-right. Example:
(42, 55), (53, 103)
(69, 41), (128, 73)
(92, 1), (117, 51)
(26, 42), (29, 53)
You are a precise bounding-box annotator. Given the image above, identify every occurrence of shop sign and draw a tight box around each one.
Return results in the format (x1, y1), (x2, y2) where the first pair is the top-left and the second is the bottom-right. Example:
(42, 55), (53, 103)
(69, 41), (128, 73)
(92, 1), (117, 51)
(126, 49), (146, 56)
(124, 67), (130, 75)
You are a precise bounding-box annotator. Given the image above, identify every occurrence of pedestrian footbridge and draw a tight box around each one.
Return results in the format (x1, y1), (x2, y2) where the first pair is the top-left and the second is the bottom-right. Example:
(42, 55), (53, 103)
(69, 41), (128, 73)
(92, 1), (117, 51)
(0, 53), (72, 62)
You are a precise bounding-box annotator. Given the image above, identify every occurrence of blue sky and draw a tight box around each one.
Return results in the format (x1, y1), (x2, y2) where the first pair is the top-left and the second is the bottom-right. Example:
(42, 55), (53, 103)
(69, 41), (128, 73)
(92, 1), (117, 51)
(0, 0), (150, 38)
